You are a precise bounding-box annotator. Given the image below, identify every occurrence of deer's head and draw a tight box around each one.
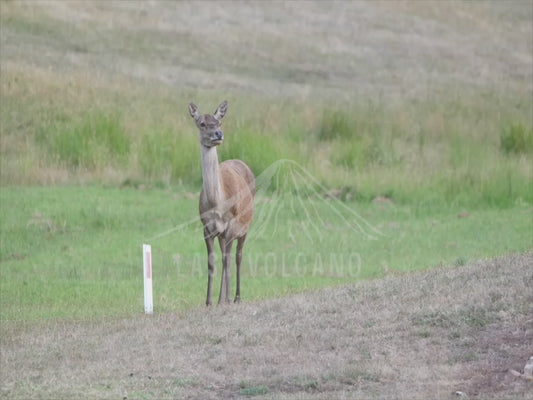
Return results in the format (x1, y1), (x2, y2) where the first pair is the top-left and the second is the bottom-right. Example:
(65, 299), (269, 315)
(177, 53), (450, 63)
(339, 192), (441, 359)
(189, 100), (228, 148)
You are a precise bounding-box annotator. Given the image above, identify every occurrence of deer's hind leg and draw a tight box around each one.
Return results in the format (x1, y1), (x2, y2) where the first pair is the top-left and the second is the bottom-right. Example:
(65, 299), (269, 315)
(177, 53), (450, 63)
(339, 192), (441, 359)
(234, 234), (247, 303)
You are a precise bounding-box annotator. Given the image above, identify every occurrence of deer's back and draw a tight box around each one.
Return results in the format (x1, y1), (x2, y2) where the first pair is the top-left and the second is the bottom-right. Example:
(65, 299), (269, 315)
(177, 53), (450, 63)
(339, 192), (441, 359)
(220, 159), (255, 230)
(221, 159), (255, 196)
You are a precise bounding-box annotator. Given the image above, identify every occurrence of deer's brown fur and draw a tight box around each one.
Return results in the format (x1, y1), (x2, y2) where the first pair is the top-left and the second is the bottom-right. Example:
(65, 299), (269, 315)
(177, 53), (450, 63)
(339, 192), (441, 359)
(189, 100), (255, 305)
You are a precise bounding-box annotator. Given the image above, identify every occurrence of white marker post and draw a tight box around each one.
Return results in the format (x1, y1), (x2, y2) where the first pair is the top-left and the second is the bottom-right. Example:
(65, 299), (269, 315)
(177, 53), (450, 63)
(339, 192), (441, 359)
(143, 244), (153, 314)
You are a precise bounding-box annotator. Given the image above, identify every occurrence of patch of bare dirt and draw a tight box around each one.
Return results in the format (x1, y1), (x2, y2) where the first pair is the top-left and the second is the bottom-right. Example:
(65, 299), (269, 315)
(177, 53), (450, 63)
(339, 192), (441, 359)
(456, 317), (533, 398)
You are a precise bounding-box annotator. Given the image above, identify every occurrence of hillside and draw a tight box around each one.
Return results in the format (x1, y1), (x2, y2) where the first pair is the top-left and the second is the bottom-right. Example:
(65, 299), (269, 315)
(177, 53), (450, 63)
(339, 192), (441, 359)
(1, 1), (531, 205)
(2, 252), (532, 399)
(2, 1), (531, 97)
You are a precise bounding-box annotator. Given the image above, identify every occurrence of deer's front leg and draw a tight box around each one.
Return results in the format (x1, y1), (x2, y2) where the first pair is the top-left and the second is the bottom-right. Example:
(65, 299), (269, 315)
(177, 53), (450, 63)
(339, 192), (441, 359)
(217, 237), (226, 304)
(218, 237), (233, 304)
(205, 234), (215, 306)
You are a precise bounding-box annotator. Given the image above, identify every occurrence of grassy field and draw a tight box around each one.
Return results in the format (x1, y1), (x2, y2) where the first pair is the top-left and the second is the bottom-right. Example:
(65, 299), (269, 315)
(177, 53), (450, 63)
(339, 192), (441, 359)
(1, 185), (531, 321)
(1, 0), (532, 399)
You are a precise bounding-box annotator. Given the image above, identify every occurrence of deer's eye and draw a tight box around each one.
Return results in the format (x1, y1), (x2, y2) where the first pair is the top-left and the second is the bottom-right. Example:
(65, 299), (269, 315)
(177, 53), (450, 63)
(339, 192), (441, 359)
(200, 122), (206, 128)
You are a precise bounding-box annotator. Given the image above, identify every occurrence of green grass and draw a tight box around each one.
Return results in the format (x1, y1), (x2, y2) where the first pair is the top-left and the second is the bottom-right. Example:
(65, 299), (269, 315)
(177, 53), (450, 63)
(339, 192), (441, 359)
(138, 125), (200, 184)
(2, 70), (531, 206)
(0, 1), (532, 323)
(43, 111), (131, 169)
(500, 122), (533, 155)
(1, 186), (531, 322)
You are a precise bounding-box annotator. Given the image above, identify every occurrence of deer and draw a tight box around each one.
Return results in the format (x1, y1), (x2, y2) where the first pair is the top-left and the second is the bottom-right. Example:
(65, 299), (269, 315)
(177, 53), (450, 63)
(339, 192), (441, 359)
(188, 100), (255, 306)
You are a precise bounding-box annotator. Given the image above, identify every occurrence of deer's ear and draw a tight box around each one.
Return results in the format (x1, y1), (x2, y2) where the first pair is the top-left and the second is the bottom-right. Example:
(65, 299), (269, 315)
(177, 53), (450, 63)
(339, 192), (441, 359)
(188, 102), (200, 120)
(214, 100), (228, 121)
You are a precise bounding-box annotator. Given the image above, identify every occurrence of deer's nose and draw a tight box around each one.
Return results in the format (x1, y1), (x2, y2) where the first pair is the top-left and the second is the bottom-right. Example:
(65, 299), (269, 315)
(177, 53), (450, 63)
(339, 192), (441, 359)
(215, 130), (224, 140)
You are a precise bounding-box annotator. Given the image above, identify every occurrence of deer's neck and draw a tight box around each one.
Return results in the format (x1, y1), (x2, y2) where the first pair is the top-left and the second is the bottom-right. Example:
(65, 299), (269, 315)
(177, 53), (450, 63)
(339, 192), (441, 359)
(201, 145), (223, 206)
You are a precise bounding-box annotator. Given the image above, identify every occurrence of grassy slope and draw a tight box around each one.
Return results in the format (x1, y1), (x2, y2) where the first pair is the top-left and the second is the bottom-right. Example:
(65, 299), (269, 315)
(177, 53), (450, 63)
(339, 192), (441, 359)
(0, 1), (532, 205)
(1, 252), (532, 399)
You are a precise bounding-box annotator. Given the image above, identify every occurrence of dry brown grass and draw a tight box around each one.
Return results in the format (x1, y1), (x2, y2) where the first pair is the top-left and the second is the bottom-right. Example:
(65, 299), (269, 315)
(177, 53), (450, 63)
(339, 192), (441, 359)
(2, 0), (531, 98)
(2, 252), (532, 399)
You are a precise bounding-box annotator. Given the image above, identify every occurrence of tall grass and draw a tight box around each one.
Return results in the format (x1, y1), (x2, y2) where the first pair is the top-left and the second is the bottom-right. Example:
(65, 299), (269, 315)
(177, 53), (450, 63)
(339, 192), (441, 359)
(138, 126), (199, 184)
(500, 123), (533, 155)
(1, 65), (531, 207)
(43, 111), (130, 169)
(1, 0), (532, 208)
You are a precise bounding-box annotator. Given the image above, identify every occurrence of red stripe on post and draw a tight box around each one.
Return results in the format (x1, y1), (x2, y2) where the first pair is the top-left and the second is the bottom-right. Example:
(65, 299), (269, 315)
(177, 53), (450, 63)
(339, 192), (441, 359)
(146, 251), (152, 279)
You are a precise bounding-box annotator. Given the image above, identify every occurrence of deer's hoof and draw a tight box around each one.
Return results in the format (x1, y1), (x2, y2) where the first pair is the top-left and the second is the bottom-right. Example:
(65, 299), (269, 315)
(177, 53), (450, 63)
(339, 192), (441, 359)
(234, 296), (241, 304)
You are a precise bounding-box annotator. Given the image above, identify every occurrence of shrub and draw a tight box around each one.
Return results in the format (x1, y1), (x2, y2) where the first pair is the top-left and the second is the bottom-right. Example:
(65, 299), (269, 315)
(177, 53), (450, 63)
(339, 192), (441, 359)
(317, 109), (353, 141)
(500, 123), (533, 155)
